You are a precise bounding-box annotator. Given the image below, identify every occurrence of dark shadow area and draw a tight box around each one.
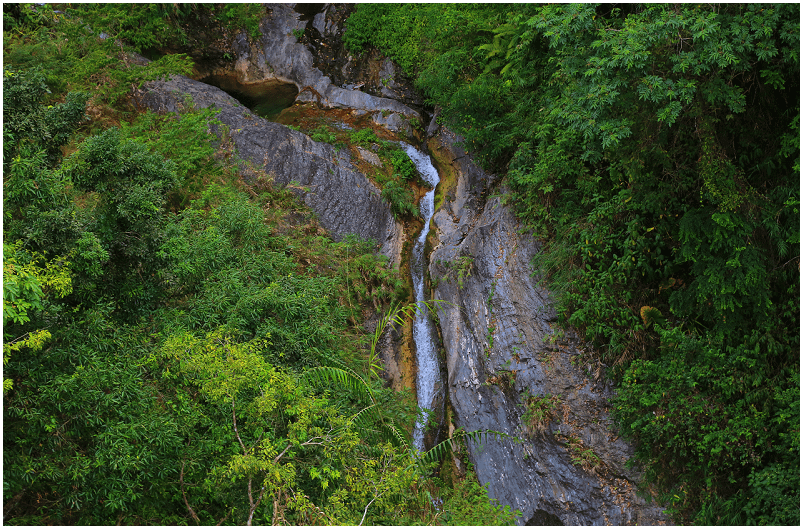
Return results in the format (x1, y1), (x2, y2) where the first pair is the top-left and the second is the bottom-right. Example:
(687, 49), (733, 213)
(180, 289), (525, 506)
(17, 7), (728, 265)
(199, 74), (299, 120)
(526, 509), (564, 526)
(140, 47), (166, 62)
(294, 3), (326, 21)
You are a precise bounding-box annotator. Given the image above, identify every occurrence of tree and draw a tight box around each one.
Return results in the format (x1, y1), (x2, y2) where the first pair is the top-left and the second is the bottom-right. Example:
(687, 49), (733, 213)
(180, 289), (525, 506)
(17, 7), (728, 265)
(61, 127), (179, 312)
(2, 67), (88, 168)
(2, 243), (72, 393)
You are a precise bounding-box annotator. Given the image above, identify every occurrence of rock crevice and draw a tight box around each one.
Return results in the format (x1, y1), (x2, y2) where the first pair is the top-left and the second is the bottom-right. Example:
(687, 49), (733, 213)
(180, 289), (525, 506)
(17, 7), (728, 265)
(193, 4), (421, 137)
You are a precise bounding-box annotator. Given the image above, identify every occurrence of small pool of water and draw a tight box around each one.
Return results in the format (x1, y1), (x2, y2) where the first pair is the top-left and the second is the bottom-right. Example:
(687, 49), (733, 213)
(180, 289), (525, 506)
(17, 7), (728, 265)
(200, 74), (299, 121)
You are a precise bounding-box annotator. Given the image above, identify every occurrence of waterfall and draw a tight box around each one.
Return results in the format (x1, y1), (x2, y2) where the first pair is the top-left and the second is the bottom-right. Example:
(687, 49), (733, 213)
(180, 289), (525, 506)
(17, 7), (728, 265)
(403, 144), (441, 451)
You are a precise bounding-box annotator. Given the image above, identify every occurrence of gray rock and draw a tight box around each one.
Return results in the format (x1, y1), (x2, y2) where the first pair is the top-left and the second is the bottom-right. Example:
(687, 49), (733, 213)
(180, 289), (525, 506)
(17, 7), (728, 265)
(379, 59), (396, 83)
(371, 111), (413, 137)
(229, 4), (422, 123)
(292, 4), (425, 110)
(380, 86), (400, 100)
(428, 129), (667, 525)
(133, 74), (403, 266)
(426, 107), (441, 138)
(153, 4), (423, 137)
(312, 8), (328, 36)
(355, 146), (382, 167)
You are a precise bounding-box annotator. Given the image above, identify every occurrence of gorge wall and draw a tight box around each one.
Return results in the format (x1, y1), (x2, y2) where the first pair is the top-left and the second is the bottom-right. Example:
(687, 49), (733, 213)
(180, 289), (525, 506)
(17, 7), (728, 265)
(134, 3), (668, 524)
(427, 127), (667, 525)
(184, 3), (422, 138)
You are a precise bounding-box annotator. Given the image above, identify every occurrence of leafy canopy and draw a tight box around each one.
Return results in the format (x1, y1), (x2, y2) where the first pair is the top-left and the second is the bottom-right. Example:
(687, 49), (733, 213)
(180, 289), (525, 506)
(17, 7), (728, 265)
(345, 2), (800, 524)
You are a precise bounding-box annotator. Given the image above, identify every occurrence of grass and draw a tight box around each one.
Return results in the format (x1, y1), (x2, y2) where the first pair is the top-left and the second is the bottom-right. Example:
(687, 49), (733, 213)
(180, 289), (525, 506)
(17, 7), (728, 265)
(520, 392), (562, 435)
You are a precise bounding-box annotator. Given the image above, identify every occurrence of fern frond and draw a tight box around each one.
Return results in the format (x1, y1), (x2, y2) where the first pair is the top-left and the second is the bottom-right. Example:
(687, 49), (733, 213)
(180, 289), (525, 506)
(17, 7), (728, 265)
(349, 403), (411, 449)
(351, 402), (381, 426)
(380, 417), (411, 451)
(301, 365), (376, 404)
(410, 428), (511, 470)
(368, 301), (449, 380)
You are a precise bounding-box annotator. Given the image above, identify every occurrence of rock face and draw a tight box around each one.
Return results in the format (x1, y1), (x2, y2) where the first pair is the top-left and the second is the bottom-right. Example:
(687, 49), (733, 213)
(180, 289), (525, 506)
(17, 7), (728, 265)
(427, 129), (667, 525)
(301, 4), (425, 111)
(195, 3), (422, 137)
(133, 74), (403, 265)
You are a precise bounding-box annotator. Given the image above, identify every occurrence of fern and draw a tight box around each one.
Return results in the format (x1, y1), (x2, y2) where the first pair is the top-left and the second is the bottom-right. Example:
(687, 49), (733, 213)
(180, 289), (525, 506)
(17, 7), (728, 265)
(349, 403), (411, 449)
(301, 365), (375, 404)
(411, 428), (511, 470)
(367, 301), (447, 380)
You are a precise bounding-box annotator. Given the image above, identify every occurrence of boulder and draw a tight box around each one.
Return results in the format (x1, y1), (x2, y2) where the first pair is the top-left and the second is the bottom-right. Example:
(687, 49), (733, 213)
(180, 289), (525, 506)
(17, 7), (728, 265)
(299, 4), (425, 111)
(355, 146), (382, 167)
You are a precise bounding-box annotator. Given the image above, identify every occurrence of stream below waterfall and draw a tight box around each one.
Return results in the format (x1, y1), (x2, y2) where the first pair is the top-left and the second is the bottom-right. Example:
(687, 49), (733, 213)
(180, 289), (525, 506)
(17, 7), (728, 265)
(403, 144), (441, 451)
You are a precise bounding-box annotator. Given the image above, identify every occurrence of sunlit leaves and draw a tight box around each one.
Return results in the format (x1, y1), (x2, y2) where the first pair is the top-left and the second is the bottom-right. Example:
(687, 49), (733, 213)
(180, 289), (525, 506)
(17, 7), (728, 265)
(3, 242), (72, 326)
(159, 329), (277, 404)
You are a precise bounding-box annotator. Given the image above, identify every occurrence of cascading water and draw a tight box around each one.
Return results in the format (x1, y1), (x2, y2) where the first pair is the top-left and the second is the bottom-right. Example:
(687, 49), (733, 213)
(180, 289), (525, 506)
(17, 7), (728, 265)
(403, 144), (441, 451)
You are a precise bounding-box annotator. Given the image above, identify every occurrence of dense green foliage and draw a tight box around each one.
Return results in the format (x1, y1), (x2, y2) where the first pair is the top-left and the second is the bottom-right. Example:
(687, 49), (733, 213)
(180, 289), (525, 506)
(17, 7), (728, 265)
(3, 6), (518, 525)
(390, 149), (419, 182)
(34, 3), (266, 51)
(3, 4), (193, 109)
(381, 180), (420, 219)
(346, 2), (800, 524)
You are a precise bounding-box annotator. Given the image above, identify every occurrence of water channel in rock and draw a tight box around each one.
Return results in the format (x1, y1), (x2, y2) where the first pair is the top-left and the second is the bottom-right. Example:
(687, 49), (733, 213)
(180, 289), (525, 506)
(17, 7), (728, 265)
(404, 144), (441, 451)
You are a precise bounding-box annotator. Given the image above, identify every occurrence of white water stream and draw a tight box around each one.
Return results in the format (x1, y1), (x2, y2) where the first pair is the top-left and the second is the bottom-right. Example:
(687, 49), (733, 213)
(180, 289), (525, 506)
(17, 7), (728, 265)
(403, 144), (441, 451)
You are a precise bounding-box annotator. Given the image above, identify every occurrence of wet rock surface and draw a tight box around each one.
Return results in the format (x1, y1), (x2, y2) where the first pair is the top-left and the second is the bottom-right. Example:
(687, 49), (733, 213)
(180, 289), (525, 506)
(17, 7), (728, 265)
(428, 129), (668, 525)
(133, 74), (403, 265)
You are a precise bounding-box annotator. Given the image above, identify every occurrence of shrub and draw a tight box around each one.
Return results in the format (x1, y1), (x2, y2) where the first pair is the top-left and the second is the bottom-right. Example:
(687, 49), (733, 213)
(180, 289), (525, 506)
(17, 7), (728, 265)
(381, 180), (419, 219)
(310, 124), (337, 144)
(348, 127), (380, 147)
(520, 392), (562, 434)
(390, 149), (418, 182)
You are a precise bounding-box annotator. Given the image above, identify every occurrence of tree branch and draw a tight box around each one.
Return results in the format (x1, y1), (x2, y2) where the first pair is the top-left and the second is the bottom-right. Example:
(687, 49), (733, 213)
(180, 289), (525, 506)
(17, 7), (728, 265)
(215, 509), (232, 526)
(273, 442), (293, 464)
(180, 460), (201, 525)
(359, 490), (385, 526)
(232, 396), (247, 455)
(247, 477), (254, 523)
(271, 493), (281, 526)
(249, 481), (268, 526)
(359, 496), (377, 526)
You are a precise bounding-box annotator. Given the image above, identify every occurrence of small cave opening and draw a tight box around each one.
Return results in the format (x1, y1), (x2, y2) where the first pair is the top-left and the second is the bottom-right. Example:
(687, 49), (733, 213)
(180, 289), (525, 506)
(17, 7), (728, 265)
(293, 3), (326, 21)
(526, 509), (563, 526)
(200, 73), (299, 121)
